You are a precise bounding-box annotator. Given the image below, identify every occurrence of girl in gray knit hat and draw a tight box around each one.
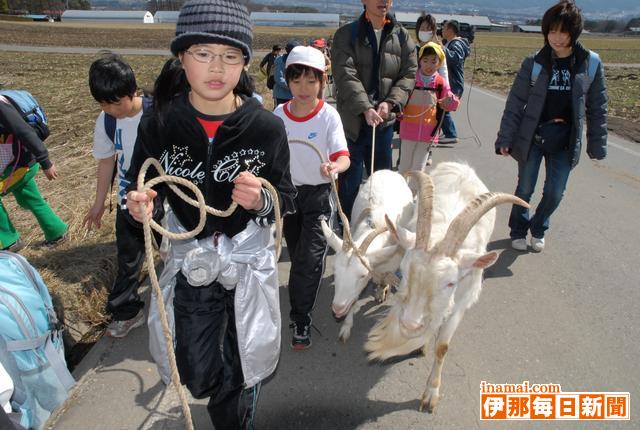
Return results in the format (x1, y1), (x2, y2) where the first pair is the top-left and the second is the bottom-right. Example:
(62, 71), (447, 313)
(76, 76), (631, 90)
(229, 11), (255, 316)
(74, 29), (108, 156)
(125, 1), (296, 428)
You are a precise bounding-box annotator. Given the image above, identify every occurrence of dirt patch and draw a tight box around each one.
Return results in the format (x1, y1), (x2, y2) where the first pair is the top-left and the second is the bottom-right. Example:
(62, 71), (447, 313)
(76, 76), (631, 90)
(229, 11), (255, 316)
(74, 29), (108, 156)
(608, 116), (640, 143)
(0, 21), (335, 51)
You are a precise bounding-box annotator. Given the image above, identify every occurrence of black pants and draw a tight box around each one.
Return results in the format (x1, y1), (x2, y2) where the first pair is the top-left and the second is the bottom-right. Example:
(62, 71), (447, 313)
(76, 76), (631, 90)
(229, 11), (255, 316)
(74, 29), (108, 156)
(173, 273), (259, 429)
(106, 207), (162, 321)
(283, 184), (333, 326)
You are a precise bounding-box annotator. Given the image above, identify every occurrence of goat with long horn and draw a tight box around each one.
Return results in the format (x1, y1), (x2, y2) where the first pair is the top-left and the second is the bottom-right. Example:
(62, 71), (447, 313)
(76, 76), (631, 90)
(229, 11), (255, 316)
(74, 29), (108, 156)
(365, 162), (528, 413)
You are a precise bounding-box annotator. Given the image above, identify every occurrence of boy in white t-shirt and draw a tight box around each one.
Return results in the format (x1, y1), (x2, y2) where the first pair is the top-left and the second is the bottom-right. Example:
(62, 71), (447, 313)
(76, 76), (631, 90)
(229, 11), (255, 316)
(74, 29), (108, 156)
(274, 46), (350, 350)
(82, 54), (161, 338)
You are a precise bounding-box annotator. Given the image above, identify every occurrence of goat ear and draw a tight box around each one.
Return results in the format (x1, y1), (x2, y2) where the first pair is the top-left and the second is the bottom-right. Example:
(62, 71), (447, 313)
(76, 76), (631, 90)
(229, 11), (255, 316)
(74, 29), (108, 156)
(320, 217), (343, 252)
(368, 245), (399, 266)
(384, 214), (398, 240)
(458, 251), (499, 270)
(386, 214), (416, 249)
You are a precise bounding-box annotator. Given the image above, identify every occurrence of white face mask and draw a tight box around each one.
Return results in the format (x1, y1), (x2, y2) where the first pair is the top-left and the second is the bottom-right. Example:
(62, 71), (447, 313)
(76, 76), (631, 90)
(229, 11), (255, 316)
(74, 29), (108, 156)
(419, 31), (433, 42)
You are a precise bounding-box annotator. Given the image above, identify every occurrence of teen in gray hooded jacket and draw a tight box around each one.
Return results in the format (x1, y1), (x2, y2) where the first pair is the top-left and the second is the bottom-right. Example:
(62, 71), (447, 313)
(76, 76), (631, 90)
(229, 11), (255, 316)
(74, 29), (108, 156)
(495, 0), (607, 253)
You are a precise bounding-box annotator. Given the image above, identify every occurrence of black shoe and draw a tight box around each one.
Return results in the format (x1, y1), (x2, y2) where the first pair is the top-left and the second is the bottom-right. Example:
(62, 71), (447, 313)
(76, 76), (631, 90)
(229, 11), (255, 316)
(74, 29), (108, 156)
(439, 137), (458, 144)
(2, 239), (24, 253)
(290, 322), (311, 350)
(41, 231), (68, 248)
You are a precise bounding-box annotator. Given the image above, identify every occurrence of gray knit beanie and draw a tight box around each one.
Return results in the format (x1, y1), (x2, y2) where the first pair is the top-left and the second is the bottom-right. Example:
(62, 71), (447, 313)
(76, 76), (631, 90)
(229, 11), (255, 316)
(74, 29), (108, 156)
(170, 0), (253, 63)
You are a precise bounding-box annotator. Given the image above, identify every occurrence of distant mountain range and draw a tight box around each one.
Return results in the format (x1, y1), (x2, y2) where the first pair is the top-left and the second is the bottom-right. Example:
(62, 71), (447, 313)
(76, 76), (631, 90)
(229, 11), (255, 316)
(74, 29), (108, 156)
(254, 0), (640, 20)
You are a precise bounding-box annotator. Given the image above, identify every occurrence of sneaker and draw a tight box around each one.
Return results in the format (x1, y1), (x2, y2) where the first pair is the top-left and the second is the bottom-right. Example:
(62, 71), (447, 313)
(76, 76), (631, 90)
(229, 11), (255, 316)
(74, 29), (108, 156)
(2, 239), (24, 253)
(439, 137), (458, 144)
(290, 322), (311, 350)
(107, 309), (145, 338)
(511, 238), (528, 251)
(41, 231), (69, 248)
(531, 237), (545, 252)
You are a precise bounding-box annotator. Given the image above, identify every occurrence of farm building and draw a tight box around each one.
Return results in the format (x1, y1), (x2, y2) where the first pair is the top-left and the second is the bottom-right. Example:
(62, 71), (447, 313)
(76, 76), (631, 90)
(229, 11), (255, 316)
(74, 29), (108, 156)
(517, 25), (542, 33)
(250, 12), (340, 28)
(394, 12), (493, 31)
(154, 11), (179, 24)
(61, 10), (154, 24)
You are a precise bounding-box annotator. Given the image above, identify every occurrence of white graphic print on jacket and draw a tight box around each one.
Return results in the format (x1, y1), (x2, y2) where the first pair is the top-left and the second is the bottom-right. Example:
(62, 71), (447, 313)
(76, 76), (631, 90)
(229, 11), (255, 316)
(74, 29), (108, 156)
(159, 146), (267, 185)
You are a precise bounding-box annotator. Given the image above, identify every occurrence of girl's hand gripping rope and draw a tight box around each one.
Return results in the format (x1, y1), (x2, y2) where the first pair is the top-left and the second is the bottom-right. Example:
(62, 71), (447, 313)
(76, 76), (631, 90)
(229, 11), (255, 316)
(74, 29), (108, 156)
(126, 189), (157, 223)
(233, 171), (264, 211)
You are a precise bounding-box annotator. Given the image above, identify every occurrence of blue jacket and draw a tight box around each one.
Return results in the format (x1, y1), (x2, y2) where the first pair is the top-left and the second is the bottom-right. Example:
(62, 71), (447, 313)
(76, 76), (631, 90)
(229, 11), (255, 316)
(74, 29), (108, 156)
(272, 55), (292, 101)
(495, 42), (608, 169)
(444, 37), (470, 96)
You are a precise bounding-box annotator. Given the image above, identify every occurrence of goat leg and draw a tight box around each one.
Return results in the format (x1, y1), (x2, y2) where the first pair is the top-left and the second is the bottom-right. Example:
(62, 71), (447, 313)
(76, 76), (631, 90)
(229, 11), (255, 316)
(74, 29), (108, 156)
(420, 309), (467, 413)
(339, 296), (375, 342)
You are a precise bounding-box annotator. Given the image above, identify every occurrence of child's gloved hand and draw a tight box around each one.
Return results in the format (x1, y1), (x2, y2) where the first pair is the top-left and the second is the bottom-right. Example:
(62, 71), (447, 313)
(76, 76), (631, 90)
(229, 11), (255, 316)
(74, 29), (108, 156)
(438, 95), (453, 110)
(233, 171), (264, 211)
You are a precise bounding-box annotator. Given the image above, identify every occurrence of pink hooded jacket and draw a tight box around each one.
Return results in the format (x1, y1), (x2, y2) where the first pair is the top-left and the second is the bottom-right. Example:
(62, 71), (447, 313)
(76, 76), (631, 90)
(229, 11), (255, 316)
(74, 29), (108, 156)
(399, 71), (458, 144)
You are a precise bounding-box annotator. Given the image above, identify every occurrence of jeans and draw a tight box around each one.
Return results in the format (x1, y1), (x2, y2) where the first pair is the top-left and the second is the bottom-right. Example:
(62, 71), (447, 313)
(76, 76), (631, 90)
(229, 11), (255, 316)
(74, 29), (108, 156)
(509, 142), (572, 240)
(338, 124), (394, 219)
(440, 111), (457, 138)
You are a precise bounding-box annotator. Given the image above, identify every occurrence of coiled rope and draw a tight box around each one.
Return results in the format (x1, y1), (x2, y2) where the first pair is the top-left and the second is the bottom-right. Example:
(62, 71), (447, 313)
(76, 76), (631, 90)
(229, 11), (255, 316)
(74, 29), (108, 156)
(135, 157), (282, 430)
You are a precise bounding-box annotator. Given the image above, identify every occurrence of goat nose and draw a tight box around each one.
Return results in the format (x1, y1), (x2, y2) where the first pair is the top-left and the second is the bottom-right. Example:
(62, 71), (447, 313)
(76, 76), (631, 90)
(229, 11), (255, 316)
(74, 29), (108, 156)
(401, 317), (424, 332)
(332, 303), (347, 318)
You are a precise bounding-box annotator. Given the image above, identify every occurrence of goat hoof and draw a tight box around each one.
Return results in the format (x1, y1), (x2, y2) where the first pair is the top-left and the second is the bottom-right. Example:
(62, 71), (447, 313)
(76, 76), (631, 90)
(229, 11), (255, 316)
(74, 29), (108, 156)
(420, 392), (438, 414)
(338, 327), (351, 342)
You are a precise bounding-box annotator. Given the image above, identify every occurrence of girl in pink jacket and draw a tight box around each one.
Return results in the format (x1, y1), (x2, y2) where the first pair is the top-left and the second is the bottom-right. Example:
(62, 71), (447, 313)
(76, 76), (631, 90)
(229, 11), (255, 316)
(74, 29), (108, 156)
(398, 42), (458, 180)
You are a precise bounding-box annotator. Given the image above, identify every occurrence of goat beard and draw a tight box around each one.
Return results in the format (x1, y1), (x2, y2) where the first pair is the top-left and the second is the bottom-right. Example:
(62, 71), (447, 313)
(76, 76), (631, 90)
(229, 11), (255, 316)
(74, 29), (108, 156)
(364, 309), (429, 361)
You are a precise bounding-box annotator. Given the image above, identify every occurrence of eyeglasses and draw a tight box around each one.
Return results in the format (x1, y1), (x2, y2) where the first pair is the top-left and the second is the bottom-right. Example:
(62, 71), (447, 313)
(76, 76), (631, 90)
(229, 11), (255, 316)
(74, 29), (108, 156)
(185, 48), (246, 65)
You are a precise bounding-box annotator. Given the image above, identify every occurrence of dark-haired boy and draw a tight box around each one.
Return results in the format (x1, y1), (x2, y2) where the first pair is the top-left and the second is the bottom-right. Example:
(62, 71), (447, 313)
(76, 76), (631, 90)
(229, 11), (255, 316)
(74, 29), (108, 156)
(274, 46), (350, 349)
(83, 54), (161, 338)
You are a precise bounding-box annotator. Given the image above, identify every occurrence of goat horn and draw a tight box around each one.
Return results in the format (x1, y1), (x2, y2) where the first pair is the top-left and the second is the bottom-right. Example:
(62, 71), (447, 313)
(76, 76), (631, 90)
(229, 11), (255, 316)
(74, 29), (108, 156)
(406, 171), (434, 250)
(434, 192), (529, 257)
(358, 225), (389, 255)
(338, 210), (354, 251)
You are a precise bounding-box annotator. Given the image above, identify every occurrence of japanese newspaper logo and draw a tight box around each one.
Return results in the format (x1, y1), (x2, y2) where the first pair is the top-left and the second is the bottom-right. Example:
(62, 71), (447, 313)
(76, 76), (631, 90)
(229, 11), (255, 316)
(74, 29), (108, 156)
(480, 381), (629, 420)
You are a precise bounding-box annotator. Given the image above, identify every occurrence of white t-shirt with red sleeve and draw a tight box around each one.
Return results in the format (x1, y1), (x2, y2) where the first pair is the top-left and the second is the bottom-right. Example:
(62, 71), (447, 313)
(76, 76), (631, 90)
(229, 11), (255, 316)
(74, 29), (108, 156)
(274, 100), (349, 186)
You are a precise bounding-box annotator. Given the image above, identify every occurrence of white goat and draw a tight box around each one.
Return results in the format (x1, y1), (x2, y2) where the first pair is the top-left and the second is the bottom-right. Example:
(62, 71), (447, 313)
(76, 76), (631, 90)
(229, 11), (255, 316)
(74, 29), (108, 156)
(365, 162), (528, 412)
(321, 169), (413, 340)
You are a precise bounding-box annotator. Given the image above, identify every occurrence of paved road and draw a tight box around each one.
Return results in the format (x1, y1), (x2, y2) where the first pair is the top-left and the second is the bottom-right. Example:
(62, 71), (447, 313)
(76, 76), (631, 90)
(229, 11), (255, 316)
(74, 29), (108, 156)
(49, 85), (639, 429)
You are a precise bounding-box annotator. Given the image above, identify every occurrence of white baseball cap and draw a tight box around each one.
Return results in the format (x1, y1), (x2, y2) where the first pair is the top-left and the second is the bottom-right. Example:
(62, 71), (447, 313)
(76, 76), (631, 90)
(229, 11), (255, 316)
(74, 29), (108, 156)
(285, 46), (326, 72)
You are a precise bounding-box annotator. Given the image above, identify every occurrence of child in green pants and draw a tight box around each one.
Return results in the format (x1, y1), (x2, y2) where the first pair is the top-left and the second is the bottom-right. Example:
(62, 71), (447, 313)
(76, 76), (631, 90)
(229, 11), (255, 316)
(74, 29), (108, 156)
(0, 93), (67, 251)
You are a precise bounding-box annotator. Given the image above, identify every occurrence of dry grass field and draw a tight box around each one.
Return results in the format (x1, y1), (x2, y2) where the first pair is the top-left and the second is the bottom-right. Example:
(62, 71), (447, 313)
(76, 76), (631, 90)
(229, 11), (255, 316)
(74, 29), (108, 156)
(0, 21), (638, 364)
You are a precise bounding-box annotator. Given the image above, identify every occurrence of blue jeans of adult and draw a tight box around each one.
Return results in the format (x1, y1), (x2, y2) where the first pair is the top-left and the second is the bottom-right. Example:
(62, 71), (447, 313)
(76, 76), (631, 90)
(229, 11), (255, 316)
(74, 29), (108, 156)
(440, 111), (457, 138)
(441, 88), (462, 139)
(338, 123), (394, 219)
(509, 142), (572, 240)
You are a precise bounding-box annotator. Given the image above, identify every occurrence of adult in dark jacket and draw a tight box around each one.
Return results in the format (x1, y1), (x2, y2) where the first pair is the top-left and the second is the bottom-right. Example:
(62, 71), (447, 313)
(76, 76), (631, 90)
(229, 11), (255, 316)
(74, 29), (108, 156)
(331, 0), (417, 219)
(0, 93), (67, 251)
(495, 0), (607, 253)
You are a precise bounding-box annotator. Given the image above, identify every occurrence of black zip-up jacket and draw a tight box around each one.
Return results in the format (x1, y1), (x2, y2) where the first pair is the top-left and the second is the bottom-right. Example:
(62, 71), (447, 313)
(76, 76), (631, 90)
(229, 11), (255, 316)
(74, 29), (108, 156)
(125, 93), (296, 239)
(0, 99), (52, 171)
